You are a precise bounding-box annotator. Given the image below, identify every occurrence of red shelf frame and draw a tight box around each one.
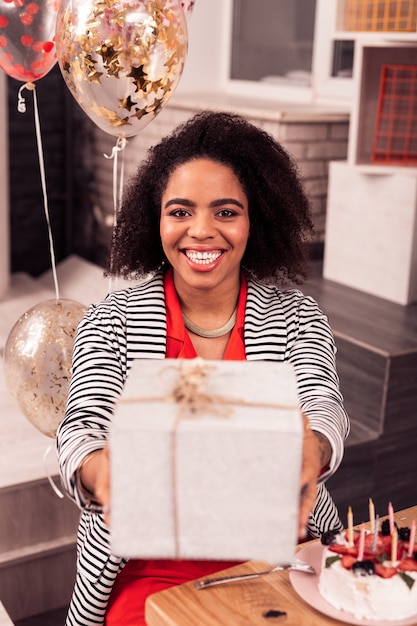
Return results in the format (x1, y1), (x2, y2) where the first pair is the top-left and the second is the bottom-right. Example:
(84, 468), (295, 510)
(371, 64), (417, 165)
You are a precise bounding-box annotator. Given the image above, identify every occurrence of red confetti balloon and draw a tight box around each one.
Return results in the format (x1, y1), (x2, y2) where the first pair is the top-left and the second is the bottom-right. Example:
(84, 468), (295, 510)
(181, 0), (195, 17)
(0, 0), (58, 82)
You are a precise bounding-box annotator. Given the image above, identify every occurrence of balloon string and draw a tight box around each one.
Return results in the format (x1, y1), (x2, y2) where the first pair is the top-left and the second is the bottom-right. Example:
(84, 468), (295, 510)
(104, 137), (127, 293)
(17, 84), (27, 113)
(18, 83), (60, 300)
(43, 444), (64, 499)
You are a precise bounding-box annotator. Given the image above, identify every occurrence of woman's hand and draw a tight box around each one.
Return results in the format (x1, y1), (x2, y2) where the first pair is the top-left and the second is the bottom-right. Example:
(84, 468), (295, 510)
(298, 414), (331, 540)
(78, 445), (111, 526)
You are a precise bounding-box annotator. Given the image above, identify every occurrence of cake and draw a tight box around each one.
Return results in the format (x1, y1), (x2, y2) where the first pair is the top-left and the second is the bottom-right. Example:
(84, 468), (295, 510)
(318, 520), (417, 621)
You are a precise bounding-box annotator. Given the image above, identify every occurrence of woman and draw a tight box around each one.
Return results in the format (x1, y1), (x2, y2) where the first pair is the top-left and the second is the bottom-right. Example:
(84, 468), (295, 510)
(57, 110), (349, 625)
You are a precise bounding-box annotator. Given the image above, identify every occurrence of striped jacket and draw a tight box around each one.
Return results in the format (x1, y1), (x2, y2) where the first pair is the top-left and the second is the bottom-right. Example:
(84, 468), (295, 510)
(57, 271), (349, 626)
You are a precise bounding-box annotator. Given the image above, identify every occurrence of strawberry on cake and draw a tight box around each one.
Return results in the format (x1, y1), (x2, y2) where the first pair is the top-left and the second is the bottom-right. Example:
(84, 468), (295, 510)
(318, 518), (417, 621)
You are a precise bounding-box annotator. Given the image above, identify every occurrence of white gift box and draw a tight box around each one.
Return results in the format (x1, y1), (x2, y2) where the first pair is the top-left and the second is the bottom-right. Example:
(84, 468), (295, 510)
(110, 358), (303, 562)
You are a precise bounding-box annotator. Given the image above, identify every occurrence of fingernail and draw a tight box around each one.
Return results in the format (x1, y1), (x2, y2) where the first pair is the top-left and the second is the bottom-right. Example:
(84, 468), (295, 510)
(299, 526), (307, 539)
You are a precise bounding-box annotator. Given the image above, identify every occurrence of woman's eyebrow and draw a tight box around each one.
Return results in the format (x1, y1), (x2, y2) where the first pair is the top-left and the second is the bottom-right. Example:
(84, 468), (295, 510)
(210, 198), (245, 209)
(163, 197), (245, 209)
(164, 198), (195, 208)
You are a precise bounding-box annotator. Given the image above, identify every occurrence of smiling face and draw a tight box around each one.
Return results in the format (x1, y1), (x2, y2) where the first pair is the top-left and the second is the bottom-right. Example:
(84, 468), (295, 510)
(160, 158), (250, 296)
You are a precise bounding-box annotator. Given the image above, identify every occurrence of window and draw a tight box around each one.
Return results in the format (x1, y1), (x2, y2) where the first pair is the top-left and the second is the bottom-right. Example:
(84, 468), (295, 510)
(231, 0), (316, 87)
(178, 0), (354, 106)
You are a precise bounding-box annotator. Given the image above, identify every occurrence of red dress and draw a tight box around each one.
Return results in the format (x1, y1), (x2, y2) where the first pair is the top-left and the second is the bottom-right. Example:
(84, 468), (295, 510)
(105, 270), (247, 625)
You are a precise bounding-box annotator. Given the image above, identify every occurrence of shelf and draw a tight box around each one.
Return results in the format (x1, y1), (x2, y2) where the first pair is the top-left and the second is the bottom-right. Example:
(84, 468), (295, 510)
(334, 29), (417, 40)
(349, 162), (417, 174)
(348, 40), (417, 166)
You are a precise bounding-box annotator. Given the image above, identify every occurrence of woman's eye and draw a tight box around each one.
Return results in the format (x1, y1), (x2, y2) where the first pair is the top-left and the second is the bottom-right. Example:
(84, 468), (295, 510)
(217, 209), (236, 218)
(170, 209), (190, 217)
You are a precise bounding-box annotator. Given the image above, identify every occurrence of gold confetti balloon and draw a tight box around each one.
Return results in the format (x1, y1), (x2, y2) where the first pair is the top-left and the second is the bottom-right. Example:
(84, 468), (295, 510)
(3, 299), (87, 438)
(55, 0), (188, 138)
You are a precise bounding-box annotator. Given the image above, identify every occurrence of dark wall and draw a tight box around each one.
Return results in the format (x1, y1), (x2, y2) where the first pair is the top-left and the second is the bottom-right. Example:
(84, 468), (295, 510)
(8, 65), (100, 277)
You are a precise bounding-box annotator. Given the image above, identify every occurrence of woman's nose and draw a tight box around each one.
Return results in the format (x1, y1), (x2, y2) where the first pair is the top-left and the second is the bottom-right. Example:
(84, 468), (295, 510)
(187, 214), (216, 239)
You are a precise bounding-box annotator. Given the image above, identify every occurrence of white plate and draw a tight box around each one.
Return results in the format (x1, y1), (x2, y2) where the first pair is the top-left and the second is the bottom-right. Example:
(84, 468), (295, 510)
(290, 543), (417, 626)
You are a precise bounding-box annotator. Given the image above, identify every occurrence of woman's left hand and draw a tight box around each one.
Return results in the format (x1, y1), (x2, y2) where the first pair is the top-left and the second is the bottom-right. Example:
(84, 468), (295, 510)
(298, 414), (323, 540)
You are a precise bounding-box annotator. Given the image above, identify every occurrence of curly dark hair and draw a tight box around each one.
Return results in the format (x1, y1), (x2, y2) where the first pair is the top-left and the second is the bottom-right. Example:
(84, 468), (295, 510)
(109, 110), (314, 284)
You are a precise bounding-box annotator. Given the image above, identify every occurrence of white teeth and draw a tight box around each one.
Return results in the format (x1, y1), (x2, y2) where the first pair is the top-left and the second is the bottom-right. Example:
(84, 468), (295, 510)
(185, 250), (222, 264)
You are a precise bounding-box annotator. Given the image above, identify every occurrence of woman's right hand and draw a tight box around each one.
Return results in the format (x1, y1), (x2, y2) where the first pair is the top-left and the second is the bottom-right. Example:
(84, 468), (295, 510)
(79, 445), (111, 525)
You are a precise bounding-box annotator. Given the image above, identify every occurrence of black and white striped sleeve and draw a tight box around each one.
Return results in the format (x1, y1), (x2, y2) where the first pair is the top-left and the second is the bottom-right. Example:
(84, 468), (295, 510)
(283, 292), (350, 482)
(56, 291), (130, 512)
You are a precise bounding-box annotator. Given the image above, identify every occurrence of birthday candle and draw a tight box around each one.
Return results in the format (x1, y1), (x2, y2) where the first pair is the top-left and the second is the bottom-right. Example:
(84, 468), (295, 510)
(369, 498), (375, 534)
(388, 502), (395, 535)
(358, 524), (366, 561)
(347, 506), (354, 546)
(408, 520), (416, 558)
(391, 527), (398, 562)
(372, 514), (379, 553)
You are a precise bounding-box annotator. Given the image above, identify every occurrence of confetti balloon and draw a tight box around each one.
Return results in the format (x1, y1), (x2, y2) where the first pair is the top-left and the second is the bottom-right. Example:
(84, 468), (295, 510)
(3, 299), (87, 438)
(55, 0), (188, 138)
(0, 0), (58, 82)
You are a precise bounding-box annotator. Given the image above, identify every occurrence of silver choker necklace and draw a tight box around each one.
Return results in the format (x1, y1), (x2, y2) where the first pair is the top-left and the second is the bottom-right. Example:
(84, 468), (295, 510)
(183, 308), (237, 338)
